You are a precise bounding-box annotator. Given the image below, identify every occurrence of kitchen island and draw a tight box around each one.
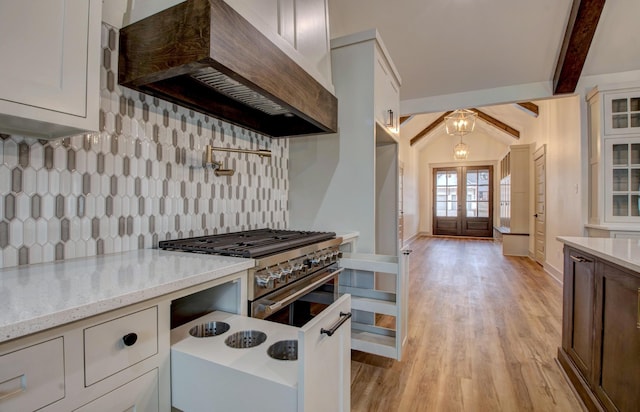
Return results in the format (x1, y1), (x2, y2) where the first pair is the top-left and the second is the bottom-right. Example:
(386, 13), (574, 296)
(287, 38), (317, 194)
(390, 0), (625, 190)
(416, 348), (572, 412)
(557, 236), (640, 411)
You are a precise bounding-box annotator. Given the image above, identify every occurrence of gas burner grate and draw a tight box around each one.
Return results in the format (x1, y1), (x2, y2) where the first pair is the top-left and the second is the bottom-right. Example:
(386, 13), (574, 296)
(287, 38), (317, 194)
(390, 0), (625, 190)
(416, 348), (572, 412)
(158, 229), (336, 258)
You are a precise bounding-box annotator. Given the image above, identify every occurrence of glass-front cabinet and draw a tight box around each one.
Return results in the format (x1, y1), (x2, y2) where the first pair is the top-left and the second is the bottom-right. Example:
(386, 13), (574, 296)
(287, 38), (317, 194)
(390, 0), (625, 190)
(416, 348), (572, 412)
(606, 139), (640, 221)
(587, 84), (640, 237)
(604, 90), (640, 135)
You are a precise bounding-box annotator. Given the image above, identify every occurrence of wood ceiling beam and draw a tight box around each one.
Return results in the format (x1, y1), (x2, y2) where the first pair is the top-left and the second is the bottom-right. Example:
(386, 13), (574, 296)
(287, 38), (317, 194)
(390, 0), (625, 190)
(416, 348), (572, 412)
(553, 0), (606, 94)
(409, 111), (452, 146)
(471, 108), (520, 139)
(400, 116), (411, 125)
(410, 108), (521, 146)
(516, 102), (539, 117)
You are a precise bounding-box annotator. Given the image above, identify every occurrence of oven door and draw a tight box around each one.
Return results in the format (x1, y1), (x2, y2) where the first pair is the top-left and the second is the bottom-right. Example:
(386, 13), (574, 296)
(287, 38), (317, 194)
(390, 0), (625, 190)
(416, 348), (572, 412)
(251, 266), (343, 325)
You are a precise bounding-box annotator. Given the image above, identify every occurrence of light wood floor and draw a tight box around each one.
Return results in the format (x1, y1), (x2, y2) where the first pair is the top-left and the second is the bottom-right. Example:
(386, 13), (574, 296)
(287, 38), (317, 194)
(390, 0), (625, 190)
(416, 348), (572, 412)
(350, 237), (583, 412)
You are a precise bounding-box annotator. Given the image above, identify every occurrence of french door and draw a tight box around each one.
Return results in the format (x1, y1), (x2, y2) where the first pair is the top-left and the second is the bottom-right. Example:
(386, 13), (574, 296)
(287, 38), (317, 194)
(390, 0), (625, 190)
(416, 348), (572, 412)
(433, 166), (493, 237)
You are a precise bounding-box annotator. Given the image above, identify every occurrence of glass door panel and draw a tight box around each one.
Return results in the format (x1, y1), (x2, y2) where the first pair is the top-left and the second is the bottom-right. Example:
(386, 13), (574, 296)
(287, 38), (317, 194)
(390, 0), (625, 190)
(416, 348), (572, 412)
(433, 166), (493, 237)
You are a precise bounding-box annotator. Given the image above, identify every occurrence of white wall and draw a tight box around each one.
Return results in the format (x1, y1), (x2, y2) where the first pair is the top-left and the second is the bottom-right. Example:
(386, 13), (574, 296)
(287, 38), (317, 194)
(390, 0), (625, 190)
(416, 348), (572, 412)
(518, 96), (584, 280)
(398, 129), (420, 243)
(416, 131), (509, 235)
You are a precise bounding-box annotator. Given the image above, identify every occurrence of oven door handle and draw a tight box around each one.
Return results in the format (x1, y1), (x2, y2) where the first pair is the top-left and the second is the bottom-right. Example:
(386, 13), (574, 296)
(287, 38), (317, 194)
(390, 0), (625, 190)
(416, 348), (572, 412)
(267, 268), (344, 313)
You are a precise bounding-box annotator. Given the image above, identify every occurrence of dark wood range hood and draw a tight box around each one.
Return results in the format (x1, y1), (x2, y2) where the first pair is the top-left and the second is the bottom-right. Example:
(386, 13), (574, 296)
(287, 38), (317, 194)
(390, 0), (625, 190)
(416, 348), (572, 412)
(118, 0), (337, 138)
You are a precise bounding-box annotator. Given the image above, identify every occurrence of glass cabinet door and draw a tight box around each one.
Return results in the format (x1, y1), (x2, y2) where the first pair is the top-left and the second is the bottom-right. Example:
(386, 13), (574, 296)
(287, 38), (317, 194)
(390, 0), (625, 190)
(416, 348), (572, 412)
(605, 91), (640, 135)
(607, 140), (640, 221)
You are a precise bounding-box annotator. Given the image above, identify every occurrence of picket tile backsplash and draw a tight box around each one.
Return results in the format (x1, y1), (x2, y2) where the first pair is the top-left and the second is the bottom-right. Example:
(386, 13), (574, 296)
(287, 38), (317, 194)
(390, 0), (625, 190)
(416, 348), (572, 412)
(0, 24), (289, 269)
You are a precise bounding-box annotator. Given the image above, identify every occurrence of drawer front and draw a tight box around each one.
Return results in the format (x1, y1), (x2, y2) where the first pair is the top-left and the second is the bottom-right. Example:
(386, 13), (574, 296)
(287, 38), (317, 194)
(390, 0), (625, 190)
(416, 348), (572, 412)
(74, 368), (159, 412)
(84, 306), (158, 386)
(0, 337), (65, 411)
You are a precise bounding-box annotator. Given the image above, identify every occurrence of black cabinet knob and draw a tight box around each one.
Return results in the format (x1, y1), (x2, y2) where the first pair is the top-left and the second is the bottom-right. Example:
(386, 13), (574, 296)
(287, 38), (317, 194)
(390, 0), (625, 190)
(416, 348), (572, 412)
(122, 332), (138, 346)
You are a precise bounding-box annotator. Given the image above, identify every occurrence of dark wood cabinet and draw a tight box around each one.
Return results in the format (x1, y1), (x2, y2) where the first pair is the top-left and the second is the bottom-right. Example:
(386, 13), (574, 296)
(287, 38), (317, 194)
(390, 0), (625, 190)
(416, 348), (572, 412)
(559, 246), (640, 412)
(562, 249), (596, 381)
(593, 263), (640, 411)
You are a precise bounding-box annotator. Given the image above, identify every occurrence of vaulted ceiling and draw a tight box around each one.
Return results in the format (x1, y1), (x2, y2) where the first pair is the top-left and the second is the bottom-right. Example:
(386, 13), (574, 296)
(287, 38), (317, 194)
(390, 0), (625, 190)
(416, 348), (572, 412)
(328, 0), (640, 141)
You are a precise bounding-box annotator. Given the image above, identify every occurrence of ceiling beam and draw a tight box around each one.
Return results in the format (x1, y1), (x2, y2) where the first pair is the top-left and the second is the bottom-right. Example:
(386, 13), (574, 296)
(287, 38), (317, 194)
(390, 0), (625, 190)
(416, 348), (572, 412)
(471, 109), (520, 139)
(410, 108), (521, 146)
(409, 111), (452, 146)
(516, 102), (539, 117)
(400, 116), (411, 125)
(553, 0), (606, 94)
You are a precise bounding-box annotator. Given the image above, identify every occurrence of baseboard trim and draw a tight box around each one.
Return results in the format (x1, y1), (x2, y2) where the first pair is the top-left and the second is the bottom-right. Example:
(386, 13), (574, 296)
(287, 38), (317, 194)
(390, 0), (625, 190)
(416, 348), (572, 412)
(544, 262), (563, 285)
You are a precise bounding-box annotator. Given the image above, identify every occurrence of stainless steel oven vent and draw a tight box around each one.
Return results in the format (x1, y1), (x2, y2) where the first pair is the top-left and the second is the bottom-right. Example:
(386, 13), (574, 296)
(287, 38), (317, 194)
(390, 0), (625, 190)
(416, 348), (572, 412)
(192, 68), (290, 116)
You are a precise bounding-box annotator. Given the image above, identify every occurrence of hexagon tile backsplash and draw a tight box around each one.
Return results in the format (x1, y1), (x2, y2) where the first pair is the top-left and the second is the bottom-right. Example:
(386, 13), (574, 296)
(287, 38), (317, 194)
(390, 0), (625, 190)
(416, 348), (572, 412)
(0, 24), (289, 269)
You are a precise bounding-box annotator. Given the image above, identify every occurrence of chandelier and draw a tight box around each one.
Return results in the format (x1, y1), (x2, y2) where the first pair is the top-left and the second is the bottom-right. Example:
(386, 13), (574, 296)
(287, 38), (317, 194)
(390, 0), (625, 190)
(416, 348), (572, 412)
(445, 109), (477, 137)
(445, 109), (476, 160)
(453, 137), (469, 160)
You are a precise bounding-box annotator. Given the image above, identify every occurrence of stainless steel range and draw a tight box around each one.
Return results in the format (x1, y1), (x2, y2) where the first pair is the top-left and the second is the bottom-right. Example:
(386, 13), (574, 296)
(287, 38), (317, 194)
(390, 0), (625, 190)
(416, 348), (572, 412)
(159, 229), (343, 325)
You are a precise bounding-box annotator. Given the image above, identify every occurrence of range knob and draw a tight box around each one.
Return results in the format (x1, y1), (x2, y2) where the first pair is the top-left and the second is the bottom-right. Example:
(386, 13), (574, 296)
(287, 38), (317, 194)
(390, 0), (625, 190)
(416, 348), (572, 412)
(255, 274), (272, 289)
(279, 264), (293, 280)
(268, 268), (285, 283)
(306, 256), (320, 267)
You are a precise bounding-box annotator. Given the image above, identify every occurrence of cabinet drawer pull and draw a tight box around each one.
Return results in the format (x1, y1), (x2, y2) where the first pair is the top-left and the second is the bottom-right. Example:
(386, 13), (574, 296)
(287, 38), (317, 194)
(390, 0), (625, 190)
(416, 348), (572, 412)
(570, 255), (591, 263)
(0, 374), (26, 401)
(320, 312), (352, 337)
(122, 333), (138, 346)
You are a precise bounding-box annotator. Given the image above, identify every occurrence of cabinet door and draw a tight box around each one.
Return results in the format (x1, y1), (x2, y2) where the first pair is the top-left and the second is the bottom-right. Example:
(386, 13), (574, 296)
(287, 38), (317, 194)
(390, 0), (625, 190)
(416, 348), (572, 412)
(0, 0), (100, 137)
(298, 294), (351, 412)
(295, 0), (331, 80)
(562, 248), (596, 381)
(603, 90), (640, 135)
(74, 368), (159, 412)
(604, 138), (640, 222)
(374, 51), (400, 133)
(593, 263), (640, 411)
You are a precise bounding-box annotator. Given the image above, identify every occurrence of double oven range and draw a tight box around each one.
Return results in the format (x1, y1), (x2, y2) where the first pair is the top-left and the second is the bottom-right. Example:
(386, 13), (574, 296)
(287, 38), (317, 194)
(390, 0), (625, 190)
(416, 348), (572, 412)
(159, 228), (343, 327)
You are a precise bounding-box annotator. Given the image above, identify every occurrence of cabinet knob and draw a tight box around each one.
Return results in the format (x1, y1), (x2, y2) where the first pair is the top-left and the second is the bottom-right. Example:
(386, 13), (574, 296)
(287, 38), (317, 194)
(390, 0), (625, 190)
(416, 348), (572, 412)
(122, 332), (138, 346)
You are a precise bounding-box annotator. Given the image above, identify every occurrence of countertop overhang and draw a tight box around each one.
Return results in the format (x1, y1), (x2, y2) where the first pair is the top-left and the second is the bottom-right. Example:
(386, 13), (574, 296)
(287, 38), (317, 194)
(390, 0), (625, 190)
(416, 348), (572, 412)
(0, 250), (254, 343)
(557, 236), (640, 273)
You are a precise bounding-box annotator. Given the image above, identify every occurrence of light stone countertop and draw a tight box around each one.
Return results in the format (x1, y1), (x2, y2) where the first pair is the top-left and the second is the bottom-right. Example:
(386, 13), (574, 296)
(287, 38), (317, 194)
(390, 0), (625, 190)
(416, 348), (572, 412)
(557, 236), (640, 273)
(0, 250), (254, 343)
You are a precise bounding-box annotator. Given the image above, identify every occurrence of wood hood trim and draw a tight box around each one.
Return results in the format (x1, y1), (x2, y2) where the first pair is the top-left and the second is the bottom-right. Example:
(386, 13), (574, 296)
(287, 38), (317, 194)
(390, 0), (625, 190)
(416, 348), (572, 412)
(118, 0), (337, 137)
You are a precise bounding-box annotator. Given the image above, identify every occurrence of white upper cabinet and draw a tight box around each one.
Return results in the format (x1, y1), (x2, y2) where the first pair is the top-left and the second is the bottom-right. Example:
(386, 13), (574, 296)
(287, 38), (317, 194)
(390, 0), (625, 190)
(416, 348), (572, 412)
(587, 83), (640, 235)
(374, 44), (401, 135)
(603, 88), (640, 136)
(0, 0), (101, 139)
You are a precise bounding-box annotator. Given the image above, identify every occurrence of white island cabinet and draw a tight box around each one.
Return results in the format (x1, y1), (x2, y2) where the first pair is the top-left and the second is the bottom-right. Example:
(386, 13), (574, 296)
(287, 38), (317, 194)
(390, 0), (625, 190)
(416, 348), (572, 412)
(0, 0), (101, 139)
(0, 250), (253, 412)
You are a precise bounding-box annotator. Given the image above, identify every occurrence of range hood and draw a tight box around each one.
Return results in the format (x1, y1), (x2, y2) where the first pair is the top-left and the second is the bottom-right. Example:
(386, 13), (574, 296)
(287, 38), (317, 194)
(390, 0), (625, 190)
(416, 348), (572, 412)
(118, 0), (337, 138)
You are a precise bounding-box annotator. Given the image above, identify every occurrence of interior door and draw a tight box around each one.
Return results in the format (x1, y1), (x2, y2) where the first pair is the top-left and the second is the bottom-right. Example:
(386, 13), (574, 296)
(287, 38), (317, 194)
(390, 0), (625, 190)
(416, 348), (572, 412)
(534, 147), (546, 265)
(433, 166), (493, 237)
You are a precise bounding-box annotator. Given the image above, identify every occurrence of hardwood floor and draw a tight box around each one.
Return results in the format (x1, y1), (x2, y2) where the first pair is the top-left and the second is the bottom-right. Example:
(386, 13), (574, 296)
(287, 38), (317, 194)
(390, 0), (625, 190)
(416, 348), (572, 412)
(350, 237), (583, 411)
